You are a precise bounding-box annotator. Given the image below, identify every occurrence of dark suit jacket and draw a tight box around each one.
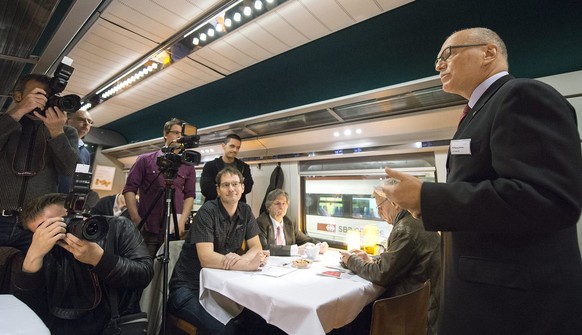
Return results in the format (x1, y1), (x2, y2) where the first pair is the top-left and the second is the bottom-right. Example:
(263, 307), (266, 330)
(91, 194), (129, 218)
(58, 144), (91, 193)
(421, 75), (582, 334)
(256, 212), (317, 256)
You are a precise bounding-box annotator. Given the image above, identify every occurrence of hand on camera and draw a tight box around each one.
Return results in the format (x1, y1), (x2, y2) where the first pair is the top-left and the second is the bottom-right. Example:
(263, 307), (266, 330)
(33, 105), (67, 138)
(59, 233), (104, 266)
(9, 89), (48, 121)
(31, 217), (67, 256)
(23, 217), (67, 273)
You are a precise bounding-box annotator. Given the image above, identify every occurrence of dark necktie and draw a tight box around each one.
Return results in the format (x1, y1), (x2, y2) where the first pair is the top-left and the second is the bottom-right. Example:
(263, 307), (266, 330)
(458, 104), (470, 127)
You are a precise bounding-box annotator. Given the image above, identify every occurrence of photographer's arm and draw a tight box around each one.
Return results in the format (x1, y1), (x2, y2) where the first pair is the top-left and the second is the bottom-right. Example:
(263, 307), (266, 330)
(22, 217), (67, 273)
(47, 123), (79, 176)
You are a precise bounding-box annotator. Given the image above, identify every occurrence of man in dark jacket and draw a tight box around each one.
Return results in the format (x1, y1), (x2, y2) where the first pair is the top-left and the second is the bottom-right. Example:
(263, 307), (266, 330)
(200, 134), (254, 203)
(340, 180), (441, 335)
(12, 193), (153, 335)
(0, 74), (79, 252)
(383, 28), (582, 334)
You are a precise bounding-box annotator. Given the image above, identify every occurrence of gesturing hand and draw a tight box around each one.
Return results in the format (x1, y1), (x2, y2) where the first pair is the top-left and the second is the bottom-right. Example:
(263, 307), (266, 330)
(383, 167), (423, 218)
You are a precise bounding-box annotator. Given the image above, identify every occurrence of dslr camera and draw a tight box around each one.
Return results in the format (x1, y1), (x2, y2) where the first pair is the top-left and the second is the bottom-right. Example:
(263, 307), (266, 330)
(156, 121), (202, 176)
(63, 171), (108, 242)
(39, 57), (81, 115)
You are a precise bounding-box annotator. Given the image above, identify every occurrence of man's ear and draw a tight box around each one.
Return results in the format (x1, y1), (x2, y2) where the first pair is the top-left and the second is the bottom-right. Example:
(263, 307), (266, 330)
(13, 91), (22, 103)
(483, 44), (498, 65)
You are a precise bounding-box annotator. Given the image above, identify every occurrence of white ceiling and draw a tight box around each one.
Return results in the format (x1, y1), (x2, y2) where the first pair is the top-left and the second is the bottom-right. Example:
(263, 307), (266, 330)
(60, 0), (414, 126)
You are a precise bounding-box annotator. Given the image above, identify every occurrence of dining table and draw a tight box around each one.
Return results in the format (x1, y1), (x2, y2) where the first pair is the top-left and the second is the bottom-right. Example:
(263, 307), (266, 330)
(199, 250), (385, 335)
(0, 294), (50, 335)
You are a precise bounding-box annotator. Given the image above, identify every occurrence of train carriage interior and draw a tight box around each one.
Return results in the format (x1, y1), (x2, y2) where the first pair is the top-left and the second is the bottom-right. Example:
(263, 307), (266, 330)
(1, 0), (582, 248)
(0, 0), (582, 247)
(0, 0), (582, 251)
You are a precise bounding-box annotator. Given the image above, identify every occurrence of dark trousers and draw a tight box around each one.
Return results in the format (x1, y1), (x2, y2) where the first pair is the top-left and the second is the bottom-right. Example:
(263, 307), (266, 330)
(168, 286), (285, 335)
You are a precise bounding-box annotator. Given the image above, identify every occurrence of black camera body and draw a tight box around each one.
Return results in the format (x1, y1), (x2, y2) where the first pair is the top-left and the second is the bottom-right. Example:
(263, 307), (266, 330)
(40, 59), (81, 115)
(156, 122), (202, 176)
(64, 171), (108, 242)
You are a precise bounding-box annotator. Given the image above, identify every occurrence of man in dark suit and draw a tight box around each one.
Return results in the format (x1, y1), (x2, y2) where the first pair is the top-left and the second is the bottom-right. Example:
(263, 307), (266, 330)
(382, 28), (582, 334)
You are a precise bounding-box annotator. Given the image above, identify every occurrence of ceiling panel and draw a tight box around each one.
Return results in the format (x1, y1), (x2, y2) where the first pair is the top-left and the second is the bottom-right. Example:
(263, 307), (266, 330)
(171, 58), (225, 85)
(203, 40), (259, 71)
(254, 5), (310, 47)
(377, 0), (415, 11)
(190, 48), (240, 75)
(298, 0), (355, 31)
(78, 0), (414, 129)
(90, 56), (225, 125)
(274, 4), (331, 40)
(101, 0), (187, 42)
(237, 21), (292, 55)
(337, 0), (383, 22)
(64, 19), (158, 96)
(220, 31), (272, 61)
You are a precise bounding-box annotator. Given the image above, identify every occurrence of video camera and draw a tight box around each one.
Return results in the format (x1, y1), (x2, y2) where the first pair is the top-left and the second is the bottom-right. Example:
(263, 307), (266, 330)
(156, 121), (202, 176)
(40, 57), (81, 115)
(64, 171), (109, 242)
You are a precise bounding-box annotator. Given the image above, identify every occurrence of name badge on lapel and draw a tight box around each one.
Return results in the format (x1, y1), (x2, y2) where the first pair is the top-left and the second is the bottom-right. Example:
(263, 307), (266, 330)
(450, 139), (471, 155)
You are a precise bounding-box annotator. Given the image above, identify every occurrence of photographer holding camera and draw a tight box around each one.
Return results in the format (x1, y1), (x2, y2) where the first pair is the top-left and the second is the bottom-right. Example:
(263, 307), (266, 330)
(0, 73), (80, 252)
(123, 118), (197, 256)
(12, 193), (153, 335)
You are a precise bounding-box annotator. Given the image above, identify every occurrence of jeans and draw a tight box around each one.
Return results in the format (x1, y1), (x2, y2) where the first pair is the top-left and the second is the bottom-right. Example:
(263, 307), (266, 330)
(0, 215), (32, 253)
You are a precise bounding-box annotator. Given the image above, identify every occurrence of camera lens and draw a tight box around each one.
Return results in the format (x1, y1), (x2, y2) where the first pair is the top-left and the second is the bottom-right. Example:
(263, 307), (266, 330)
(56, 94), (81, 113)
(66, 215), (108, 242)
(85, 221), (99, 236)
(81, 216), (109, 241)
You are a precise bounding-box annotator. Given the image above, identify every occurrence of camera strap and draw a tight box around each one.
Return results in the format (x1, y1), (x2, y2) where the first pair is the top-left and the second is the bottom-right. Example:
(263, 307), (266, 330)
(104, 218), (121, 318)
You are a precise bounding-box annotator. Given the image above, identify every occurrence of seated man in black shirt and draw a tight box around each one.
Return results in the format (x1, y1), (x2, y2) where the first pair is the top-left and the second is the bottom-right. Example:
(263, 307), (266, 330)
(169, 167), (267, 335)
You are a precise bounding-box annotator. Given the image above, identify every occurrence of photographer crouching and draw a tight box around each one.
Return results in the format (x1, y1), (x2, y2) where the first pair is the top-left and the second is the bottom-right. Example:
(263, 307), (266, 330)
(0, 69), (80, 253)
(12, 193), (153, 335)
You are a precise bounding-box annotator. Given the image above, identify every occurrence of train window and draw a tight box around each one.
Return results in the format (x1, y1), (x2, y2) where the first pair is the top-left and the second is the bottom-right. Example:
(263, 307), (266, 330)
(300, 154), (436, 249)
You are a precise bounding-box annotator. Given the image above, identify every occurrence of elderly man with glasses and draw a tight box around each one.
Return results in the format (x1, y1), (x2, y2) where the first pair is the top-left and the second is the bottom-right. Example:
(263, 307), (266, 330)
(339, 179), (441, 335)
(257, 188), (328, 256)
(383, 27), (582, 335)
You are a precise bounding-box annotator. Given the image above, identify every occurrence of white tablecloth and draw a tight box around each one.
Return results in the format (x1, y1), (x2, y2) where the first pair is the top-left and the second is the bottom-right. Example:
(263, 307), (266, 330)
(0, 294), (50, 335)
(199, 251), (385, 335)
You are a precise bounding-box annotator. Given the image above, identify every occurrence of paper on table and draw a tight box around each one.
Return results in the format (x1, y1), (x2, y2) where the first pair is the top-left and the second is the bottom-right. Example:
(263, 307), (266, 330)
(318, 270), (354, 279)
(259, 266), (297, 277)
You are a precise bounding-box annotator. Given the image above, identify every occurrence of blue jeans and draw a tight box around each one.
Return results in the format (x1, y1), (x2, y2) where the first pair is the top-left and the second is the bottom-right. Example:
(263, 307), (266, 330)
(169, 286), (235, 335)
(0, 215), (32, 253)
